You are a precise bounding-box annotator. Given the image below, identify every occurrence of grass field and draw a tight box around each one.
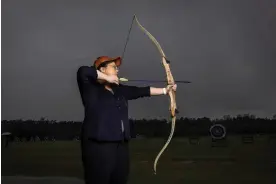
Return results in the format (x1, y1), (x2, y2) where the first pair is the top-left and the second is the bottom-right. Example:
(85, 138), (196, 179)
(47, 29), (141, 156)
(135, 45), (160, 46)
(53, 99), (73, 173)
(2, 135), (276, 184)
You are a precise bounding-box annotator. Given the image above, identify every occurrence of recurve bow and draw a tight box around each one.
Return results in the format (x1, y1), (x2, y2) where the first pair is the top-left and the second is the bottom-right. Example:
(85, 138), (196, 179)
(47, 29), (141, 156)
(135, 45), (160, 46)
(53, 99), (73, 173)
(133, 15), (178, 174)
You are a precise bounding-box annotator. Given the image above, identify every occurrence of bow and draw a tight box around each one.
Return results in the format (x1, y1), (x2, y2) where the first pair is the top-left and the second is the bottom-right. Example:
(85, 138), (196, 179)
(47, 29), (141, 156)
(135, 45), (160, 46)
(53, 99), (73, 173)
(133, 15), (178, 174)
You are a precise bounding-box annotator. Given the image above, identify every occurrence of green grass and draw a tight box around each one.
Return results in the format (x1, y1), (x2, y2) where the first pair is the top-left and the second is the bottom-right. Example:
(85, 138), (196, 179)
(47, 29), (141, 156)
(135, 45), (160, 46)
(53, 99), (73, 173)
(2, 135), (276, 184)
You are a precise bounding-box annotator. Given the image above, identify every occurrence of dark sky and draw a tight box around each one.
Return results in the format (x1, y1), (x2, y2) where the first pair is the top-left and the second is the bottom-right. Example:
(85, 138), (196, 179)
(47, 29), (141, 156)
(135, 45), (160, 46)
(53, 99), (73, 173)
(2, 0), (276, 121)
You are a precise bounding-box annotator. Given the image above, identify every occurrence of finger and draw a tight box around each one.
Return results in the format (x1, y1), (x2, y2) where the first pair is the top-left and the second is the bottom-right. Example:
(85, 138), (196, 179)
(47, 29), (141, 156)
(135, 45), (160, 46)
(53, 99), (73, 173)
(167, 85), (173, 91)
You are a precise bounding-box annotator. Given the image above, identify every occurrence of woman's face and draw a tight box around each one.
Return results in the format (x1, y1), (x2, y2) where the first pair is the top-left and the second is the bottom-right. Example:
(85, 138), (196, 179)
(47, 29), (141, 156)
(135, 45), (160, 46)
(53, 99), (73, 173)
(100, 62), (119, 76)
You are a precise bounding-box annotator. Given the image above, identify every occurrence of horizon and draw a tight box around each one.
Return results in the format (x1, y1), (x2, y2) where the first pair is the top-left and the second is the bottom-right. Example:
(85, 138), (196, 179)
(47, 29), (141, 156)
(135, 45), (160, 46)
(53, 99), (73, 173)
(2, 113), (276, 122)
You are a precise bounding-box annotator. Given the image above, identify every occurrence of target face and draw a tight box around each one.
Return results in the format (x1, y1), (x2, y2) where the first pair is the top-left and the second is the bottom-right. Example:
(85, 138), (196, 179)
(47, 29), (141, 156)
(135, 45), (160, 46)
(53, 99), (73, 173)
(210, 124), (226, 139)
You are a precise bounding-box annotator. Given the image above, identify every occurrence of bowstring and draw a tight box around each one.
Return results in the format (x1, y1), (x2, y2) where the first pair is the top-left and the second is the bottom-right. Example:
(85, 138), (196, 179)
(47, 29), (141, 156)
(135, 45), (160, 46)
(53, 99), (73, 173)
(121, 15), (136, 61)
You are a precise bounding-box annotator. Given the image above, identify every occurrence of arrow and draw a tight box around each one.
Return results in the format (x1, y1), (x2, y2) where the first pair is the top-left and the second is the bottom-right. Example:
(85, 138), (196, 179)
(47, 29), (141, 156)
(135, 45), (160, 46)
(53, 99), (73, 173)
(119, 78), (191, 83)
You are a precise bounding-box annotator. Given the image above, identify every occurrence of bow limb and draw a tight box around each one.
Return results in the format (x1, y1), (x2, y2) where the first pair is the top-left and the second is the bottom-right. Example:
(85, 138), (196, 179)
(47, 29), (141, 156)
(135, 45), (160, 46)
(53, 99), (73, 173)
(134, 15), (177, 174)
(153, 116), (176, 173)
(134, 16), (166, 58)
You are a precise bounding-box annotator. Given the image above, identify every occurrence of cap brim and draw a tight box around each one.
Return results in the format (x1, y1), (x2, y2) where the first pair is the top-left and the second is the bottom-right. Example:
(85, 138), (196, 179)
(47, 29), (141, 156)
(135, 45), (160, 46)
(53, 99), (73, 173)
(111, 57), (122, 66)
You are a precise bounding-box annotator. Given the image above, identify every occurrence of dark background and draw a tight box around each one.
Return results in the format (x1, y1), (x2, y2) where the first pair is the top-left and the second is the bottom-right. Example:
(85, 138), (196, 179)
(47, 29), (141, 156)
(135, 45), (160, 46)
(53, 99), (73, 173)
(2, 0), (276, 122)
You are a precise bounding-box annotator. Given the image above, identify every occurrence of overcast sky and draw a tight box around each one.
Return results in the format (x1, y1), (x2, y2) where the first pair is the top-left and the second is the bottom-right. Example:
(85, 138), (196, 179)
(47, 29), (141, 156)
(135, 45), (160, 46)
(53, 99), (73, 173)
(2, 0), (276, 121)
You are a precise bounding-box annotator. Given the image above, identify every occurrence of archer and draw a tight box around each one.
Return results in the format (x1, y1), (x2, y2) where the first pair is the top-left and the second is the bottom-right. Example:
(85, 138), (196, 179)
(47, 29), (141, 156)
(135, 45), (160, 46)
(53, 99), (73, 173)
(77, 56), (177, 184)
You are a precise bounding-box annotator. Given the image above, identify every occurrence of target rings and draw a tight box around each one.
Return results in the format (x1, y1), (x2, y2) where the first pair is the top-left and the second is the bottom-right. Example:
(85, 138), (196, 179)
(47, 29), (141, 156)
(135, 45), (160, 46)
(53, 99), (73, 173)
(209, 124), (226, 140)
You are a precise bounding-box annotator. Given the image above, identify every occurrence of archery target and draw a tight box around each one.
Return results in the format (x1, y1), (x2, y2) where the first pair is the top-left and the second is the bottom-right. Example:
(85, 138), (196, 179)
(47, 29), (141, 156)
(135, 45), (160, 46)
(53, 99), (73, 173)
(209, 124), (226, 139)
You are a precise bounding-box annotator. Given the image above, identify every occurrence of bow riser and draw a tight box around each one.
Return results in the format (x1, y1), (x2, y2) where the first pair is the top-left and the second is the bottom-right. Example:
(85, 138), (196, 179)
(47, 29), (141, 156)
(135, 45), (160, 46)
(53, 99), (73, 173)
(162, 58), (175, 85)
(162, 58), (177, 117)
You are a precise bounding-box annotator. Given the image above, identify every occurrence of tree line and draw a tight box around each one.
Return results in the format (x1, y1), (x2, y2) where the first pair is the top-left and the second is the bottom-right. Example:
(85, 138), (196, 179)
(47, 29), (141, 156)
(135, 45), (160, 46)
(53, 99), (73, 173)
(1, 114), (276, 141)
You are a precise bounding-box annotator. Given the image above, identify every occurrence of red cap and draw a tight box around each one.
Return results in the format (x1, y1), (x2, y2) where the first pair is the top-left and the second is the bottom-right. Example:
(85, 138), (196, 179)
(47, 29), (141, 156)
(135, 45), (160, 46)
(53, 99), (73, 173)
(94, 56), (122, 69)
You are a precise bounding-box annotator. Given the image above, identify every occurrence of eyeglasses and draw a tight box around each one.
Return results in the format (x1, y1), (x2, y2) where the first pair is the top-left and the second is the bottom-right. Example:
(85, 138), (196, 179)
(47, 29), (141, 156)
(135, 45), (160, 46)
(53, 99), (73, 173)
(107, 65), (119, 70)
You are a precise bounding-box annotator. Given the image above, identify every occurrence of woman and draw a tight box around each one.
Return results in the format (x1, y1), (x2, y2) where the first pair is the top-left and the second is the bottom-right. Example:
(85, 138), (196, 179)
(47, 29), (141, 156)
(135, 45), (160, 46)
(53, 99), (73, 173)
(77, 56), (177, 184)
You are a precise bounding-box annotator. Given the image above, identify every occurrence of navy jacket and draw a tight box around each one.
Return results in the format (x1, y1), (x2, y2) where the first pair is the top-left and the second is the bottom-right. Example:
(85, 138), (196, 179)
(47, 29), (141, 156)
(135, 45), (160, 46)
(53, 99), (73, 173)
(77, 66), (151, 141)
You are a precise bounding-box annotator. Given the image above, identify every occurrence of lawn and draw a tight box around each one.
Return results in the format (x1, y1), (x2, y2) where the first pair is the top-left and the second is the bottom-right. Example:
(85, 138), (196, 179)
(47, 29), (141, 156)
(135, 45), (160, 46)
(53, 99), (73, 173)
(2, 135), (276, 184)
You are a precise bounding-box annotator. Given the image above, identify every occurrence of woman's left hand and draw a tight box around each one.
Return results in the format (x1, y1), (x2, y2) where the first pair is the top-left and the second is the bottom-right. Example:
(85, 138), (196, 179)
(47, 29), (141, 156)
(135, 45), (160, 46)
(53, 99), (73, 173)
(166, 84), (177, 94)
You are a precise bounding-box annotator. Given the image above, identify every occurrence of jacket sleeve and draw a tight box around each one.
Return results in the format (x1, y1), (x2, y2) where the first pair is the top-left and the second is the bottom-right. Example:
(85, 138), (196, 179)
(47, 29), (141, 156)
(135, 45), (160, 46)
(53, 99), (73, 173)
(77, 66), (99, 106)
(120, 84), (151, 100)
(77, 66), (98, 83)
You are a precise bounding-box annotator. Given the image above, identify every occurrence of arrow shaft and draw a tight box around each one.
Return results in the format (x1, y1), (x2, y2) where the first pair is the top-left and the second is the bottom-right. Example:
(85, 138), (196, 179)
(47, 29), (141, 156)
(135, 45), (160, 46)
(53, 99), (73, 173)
(121, 79), (191, 83)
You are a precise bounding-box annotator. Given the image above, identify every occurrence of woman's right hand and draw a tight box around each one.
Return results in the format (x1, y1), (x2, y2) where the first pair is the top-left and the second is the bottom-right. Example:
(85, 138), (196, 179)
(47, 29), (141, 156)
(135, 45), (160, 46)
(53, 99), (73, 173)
(106, 75), (119, 85)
